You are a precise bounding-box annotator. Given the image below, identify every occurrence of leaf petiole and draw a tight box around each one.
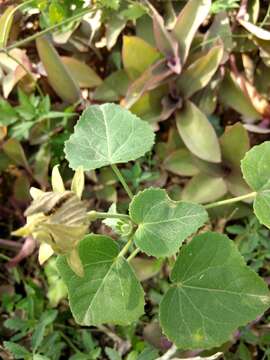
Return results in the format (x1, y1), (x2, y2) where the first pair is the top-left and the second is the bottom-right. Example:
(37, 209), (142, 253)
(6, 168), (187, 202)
(87, 211), (130, 221)
(111, 164), (134, 199)
(127, 248), (140, 262)
(204, 191), (257, 209)
(118, 238), (133, 258)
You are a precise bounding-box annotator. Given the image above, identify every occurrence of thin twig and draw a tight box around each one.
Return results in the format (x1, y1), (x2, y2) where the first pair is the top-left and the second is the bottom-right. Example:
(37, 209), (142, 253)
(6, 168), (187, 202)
(111, 164), (133, 199)
(97, 325), (131, 355)
(0, 239), (22, 250)
(0, 7), (96, 53)
(156, 344), (177, 360)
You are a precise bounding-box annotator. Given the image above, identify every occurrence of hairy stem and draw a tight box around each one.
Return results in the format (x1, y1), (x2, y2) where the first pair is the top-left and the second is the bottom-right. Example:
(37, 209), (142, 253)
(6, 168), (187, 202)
(111, 164), (133, 199)
(118, 238), (133, 258)
(87, 210), (130, 221)
(204, 192), (257, 210)
(59, 331), (81, 353)
(127, 248), (140, 262)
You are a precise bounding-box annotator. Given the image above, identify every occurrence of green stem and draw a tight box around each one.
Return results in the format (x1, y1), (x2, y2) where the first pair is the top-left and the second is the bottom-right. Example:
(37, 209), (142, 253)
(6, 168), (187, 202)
(204, 192), (257, 210)
(127, 248), (140, 262)
(87, 210), (130, 221)
(260, 4), (270, 28)
(118, 238), (133, 258)
(59, 330), (81, 354)
(111, 164), (133, 199)
(0, 7), (95, 53)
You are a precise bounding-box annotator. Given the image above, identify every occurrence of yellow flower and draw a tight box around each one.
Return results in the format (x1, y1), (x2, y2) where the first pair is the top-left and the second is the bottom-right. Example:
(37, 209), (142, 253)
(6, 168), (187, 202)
(12, 165), (88, 277)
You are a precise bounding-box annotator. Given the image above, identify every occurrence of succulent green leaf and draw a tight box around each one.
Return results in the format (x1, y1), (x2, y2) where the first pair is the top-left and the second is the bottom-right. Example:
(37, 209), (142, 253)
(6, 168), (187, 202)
(122, 36), (162, 80)
(65, 104), (155, 171)
(226, 171), (251, 198)
(57, 235), (145, 326)
(241, 142), (270, 228)
(106, 16), (126, 50)
(129, 188), (208, 257)
(219, 71), (260, 119)
(220, 122), (249, 170)
(163, 149), (199, 176)
(61, 57), (102, 88)
(176, 101), (221, 163)
(172, 0), (211, 63)
(176, 45), (224, 98)
(149, 3), (181, 74)
(3, 138), (30, 171)
(182, 174), (227, 204)
(160, 232), (270, 350)
(36, 36), (80, 104)
(136, 15), (155, 46)
(239, 18), (270, 41)
(0, 6), (15, 48)
(123, 59), (172, 109)
(93, 70), (129, 102)
(130, 86), (167, 123)
(204, 12), (233, 53)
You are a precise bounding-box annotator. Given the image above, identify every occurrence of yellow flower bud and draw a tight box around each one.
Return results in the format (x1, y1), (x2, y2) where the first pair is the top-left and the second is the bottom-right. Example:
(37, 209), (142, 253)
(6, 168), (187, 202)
(12, 165), (88, 276)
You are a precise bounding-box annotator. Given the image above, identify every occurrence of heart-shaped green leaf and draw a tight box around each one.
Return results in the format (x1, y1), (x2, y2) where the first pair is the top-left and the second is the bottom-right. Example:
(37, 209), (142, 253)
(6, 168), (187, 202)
(176, 101), (221, 163)
(241, 142), (270, 228)
(65, 103), (155, 170)
(129, 188), (208, 257)
(160, 232), (270, 350)
(57, 235), (145, 326)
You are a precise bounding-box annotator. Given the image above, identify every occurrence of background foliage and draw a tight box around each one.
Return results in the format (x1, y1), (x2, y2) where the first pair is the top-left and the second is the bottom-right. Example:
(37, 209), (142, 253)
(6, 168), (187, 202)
(2, 0), (270, 359)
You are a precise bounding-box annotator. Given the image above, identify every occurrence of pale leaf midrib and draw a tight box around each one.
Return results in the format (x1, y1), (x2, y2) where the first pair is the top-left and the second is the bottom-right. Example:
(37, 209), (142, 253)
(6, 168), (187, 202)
(83, 257), (126, 324)
(181, 284), (268, 299)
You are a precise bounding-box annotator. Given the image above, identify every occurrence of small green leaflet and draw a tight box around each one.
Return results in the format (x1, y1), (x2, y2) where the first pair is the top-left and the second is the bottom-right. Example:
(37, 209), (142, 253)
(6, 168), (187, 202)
(56, 235), (144, 326)
(3, 341), (31, 359)
(159, 232), (270, 350)
(129, 188), (208, 257)
(65, 104), (155, 171)
(241, 142), (270, 228)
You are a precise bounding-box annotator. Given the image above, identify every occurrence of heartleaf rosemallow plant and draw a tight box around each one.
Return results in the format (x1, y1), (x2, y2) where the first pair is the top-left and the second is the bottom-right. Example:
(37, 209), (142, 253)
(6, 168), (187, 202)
(14, 103), (270, 351)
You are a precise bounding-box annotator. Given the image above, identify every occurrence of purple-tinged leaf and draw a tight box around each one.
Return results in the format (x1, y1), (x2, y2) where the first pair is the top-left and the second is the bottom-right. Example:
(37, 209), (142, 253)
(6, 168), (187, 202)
(123, 59), (173, 109)
(176, 100), (221, 163)
(148, 2), (181, 74)
(176, 45), (223, 98)
(172, 0), (211, 63)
